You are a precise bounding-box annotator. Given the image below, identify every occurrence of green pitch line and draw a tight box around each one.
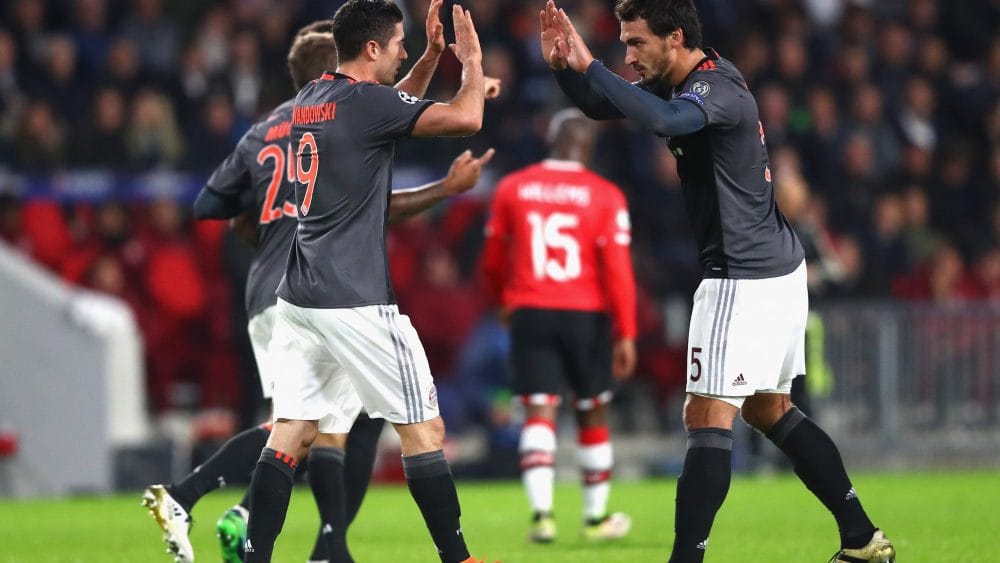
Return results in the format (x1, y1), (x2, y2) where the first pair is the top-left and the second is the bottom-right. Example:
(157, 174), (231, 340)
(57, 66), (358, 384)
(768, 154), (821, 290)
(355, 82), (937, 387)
(0, 470), (996, 562)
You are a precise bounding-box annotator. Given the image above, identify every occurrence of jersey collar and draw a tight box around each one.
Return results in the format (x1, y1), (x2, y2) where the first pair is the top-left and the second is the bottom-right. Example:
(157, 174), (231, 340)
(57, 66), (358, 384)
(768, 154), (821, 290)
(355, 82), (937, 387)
(319, 71), (358, 83)
(673, 47), (720, 95)
(541, 159), (585, 171)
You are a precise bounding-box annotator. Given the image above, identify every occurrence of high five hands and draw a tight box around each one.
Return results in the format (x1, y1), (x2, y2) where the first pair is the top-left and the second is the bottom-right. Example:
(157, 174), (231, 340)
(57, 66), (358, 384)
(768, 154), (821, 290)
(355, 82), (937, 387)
(449, 4), (483, 67)
(429, 0), (501, 99)
(426, 0), (447, 55)
(539, 0), (595, 73)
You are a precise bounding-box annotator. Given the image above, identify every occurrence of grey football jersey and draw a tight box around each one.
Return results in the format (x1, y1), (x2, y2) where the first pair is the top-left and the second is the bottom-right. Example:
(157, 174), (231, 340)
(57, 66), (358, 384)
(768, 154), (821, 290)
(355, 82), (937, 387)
(669, 49), (803, 278)
(205, 99), (297, 318)
(277, 72), (434, 308)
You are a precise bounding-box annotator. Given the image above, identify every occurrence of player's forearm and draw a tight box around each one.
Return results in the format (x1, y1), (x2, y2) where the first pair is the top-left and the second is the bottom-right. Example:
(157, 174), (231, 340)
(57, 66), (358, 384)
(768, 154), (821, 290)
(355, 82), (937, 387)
(553, 67), (623, 121)
(450, 61), (485, 133)
(193, 187), (244, 220)
(229, 210), (260, 247)
(411, 62), (484, 136)
(609, 280), (638, 339)
(395, 49), (441, 99)
(388, 180), (451, 223)
(585, 61), (707, 137)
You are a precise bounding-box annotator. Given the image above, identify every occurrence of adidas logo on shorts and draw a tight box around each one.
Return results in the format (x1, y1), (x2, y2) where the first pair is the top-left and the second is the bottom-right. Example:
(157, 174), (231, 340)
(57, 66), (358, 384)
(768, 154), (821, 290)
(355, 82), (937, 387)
(732, 373), (747, 386)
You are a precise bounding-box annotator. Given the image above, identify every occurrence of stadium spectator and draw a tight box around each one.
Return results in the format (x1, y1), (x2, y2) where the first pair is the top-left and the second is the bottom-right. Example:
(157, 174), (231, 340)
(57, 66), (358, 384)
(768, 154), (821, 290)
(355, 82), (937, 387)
(14, 101), (68, 171)
(101, 37), (144, 98)
(126, 89), (184, 169)
(847, 83), (901, 178)
(73, 86), (128, 168)
(70, 0), (112, 76)
(226, 29), (263, 119)
(7, 0), (47, 72)
(185, 91), (240, 170)
(899, 184), (942, 270)
(0, 29), (23, 121)
(121, 0), (179, 76)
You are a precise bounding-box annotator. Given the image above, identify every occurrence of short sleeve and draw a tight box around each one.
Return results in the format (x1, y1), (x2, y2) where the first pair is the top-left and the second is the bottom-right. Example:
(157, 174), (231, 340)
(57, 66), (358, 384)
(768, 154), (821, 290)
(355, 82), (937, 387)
(356, 84), (435, 143)
(205, 132), (253, 199)
(675, 71), (743, 129)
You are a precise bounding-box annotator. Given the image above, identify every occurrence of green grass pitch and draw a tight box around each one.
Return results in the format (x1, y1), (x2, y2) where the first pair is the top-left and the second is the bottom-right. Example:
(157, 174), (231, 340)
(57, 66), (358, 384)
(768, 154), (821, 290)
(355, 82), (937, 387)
(0, 470), (997, 562)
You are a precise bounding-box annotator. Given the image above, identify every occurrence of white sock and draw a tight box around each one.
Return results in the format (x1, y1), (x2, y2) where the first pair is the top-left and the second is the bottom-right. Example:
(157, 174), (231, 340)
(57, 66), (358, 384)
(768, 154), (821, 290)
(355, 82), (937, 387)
(578, 426), (613, 521)
(519, 416), (556, 514)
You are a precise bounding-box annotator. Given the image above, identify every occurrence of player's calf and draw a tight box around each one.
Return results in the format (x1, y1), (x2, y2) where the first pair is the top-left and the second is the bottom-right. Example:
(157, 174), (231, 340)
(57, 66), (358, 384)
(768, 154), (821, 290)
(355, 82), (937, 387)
(244, 419), (315, 562)
(766, 407), (879, 552)
(520, 415), (557, 542)
(397, 417), (471, 563)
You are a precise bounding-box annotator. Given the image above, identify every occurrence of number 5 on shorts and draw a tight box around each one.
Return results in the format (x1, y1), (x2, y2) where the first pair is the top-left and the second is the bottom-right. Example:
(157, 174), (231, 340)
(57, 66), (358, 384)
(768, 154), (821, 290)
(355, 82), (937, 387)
(689, 347), (703, 382)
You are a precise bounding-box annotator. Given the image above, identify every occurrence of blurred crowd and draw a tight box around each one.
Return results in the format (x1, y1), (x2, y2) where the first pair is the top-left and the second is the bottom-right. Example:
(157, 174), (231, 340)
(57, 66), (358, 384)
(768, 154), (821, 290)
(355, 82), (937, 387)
(1, 0), (998, 428)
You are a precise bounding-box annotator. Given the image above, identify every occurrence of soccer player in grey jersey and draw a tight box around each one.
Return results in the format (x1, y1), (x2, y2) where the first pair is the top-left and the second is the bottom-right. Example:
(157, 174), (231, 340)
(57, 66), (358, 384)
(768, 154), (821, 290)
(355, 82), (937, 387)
(543, 1), (894, 562)
(142, 9), (494, 563)
(242, 2), (488, 562)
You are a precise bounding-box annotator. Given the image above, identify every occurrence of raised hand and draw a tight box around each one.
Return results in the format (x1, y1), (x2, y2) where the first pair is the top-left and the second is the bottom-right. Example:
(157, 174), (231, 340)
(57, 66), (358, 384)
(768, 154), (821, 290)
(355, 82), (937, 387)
(450, 5), (483, 67)
(443, 148), (496, 195)
(425, 0), (446, 55)
(553, 5), (595, 73)
(540, 0), (569, 70)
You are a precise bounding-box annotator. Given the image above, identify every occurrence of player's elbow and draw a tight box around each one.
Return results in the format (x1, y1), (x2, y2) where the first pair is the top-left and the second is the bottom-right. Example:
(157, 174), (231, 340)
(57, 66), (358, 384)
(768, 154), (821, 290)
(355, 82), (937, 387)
(453, 112), (482, 136)
(414, 105), (482, 137)
(648, 116), (675, 138)
(579, 105), (608, 121)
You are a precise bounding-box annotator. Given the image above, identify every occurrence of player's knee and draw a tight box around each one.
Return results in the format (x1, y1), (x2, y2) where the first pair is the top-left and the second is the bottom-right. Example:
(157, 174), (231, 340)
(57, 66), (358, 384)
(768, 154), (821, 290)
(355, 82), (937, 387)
(682, 394), (738, 430)
(739, 408), (768, 432)
(395, 416), (446, 455)
(312, 432), (347, 450)
(741, 395), (792, 432)
(268, 418), (318, 459)
(527, 404), (558, 422)
(574, 404), (607, 428)
(425, 416), (446, 446)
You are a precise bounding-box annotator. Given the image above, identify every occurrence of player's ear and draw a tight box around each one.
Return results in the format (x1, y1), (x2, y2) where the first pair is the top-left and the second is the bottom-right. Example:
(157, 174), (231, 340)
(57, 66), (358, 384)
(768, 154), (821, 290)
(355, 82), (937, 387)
(670, 29), (683, 48)
(365, 39), (380, 61)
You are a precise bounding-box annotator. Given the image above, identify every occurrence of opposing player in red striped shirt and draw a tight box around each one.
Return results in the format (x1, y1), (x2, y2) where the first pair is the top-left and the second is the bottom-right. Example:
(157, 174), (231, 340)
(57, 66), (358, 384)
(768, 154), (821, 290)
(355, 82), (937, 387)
(480, 108), (637, 543)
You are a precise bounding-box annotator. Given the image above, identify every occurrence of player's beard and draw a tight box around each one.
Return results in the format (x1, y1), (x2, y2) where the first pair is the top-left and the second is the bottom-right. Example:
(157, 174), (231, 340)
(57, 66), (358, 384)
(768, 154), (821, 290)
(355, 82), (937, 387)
(640, 74), (671, 96)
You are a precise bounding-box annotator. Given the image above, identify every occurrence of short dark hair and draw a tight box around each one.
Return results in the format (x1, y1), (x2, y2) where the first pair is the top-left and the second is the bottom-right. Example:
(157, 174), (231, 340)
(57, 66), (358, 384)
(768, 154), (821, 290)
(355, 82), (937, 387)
(295, 20), (333, 38)
(614, 0), (702, 48)
(331, 0), (404, 62)
(287, 32), (337, 90)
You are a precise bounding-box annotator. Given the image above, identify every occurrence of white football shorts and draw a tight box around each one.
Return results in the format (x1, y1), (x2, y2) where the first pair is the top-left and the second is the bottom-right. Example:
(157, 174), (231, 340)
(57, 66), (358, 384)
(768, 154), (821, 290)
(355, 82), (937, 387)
(269, 298), (439, 431)
(247, 305), (279, 399)
(686, 260), (807, 407)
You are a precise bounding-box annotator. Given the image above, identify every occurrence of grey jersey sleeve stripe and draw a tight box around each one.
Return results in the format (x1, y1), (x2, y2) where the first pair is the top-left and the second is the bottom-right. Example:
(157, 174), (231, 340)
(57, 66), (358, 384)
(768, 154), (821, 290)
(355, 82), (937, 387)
(380, 306), (416, 423)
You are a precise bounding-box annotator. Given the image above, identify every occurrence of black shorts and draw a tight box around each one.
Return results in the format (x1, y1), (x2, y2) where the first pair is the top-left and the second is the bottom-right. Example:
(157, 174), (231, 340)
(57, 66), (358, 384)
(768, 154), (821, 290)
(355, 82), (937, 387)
(509, 307), (613, 404)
